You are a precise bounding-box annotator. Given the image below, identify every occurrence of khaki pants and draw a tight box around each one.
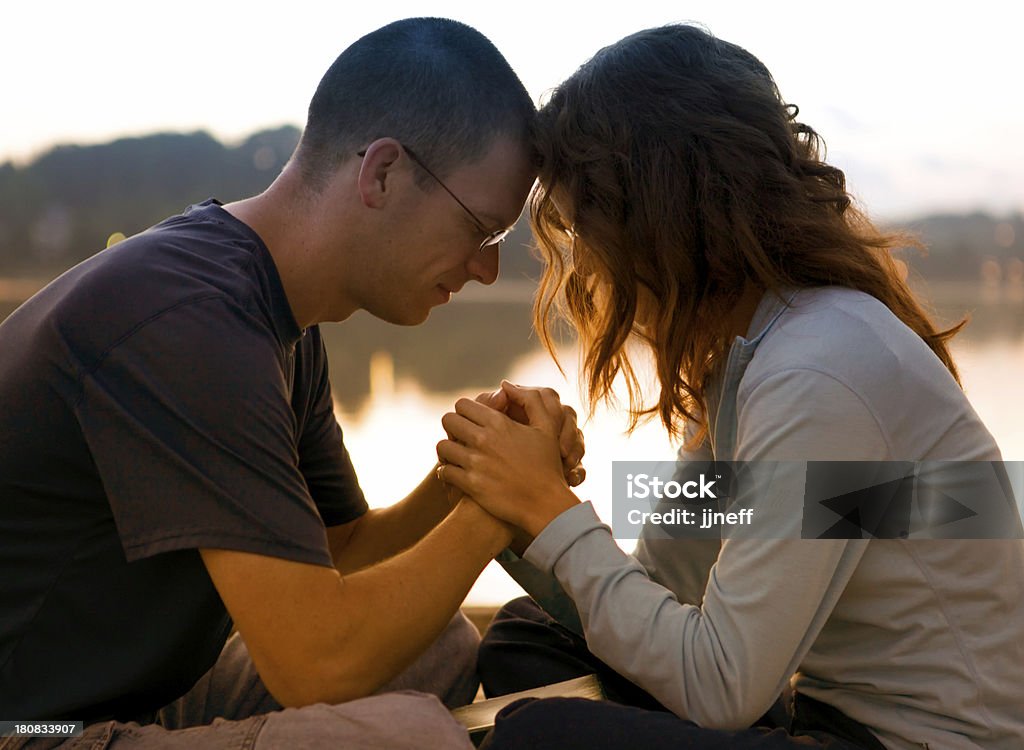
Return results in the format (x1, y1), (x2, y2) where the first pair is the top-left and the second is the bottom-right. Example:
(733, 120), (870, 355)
(9, 613), (479, 750)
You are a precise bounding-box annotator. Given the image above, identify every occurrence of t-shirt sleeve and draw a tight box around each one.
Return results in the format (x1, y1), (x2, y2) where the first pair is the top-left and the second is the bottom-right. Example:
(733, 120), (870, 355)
(292, 327), (368, 527)
(72, 295), (340, 567)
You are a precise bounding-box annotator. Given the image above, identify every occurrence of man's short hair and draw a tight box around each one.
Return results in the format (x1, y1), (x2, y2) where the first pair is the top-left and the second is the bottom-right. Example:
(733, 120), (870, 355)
(294, 18), (536, 189)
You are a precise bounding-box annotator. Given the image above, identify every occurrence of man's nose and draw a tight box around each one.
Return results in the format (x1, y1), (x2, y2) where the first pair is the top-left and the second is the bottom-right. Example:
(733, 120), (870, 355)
(468, 244), (500, 285)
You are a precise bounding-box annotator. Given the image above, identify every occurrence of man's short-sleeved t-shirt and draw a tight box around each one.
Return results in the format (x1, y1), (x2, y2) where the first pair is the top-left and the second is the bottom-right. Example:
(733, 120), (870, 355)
(0, 199), (368, 721)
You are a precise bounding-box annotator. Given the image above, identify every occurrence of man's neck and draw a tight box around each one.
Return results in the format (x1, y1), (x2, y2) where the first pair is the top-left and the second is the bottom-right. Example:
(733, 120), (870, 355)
(222, 175), (356, 329)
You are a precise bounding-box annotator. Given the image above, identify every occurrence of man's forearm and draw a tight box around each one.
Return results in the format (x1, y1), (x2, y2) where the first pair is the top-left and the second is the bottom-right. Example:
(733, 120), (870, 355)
(293, 500), (511, 706)
(328, 464), (461, 573)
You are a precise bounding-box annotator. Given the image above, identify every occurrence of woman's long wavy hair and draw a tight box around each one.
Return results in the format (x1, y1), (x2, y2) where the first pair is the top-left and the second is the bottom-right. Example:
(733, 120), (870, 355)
(531, 24), (963, 443)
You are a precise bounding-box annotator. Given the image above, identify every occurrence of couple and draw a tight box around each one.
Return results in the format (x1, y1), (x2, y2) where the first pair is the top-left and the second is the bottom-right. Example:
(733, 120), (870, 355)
(0, 17), (1020, 750)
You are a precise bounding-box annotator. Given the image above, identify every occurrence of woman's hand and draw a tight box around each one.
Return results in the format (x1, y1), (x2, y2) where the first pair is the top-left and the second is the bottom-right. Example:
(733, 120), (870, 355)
(475, 383), (586, 488)
(436, 382), (581, 538)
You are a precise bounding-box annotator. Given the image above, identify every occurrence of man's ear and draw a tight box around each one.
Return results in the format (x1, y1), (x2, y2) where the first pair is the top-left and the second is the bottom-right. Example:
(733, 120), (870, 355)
(356, 139), (404, 209)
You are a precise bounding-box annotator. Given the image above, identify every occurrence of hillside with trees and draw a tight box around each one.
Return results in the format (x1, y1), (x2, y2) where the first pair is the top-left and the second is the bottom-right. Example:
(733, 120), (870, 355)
(3, 127), (1019, 282)
(0, 127), (542, 282)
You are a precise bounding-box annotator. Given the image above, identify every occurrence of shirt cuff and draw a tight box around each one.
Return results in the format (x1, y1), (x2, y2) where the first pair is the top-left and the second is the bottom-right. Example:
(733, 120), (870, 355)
(523, 501), (609, 573)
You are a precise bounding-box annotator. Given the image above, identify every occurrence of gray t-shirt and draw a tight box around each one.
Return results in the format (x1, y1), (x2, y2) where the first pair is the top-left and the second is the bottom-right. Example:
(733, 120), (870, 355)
(523, 287), (1024, 749)
(0, 200), (368, 721)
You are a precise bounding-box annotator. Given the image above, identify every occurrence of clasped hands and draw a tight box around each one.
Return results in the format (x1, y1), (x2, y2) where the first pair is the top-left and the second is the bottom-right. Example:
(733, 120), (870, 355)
(436, 381), (584, 542)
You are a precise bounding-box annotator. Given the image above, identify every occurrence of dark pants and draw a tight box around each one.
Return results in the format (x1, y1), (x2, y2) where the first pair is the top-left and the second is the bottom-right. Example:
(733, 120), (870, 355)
(478, 597), (885, 750)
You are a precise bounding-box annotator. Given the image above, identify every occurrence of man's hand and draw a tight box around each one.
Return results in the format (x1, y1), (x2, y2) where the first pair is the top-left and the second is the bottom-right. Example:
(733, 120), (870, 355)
(436, 382), (581, 538)
(473, 381), (586, 487)
(329, 381), (582, 572)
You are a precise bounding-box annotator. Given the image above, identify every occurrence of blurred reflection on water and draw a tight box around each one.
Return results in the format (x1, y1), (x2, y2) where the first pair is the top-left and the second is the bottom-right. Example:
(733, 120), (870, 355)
(3, 279), (1022, 604)
(333, 286), (1024, 604)
(316, 278), (1024, 409)
(337, 343), (678, 606)
(317, 285), (542, 411)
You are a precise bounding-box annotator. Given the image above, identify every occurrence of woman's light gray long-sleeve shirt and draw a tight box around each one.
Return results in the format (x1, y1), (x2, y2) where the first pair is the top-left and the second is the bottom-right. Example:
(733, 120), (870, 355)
(511, 287), (1024, 749)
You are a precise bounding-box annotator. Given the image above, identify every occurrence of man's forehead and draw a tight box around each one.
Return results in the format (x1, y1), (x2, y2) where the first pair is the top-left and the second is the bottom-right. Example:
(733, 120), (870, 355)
(467, 136), (534, 180)
(453, 137), (536, 226)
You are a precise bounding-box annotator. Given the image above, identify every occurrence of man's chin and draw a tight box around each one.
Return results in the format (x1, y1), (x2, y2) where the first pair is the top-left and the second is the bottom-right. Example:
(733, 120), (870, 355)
(373, 306), (433, 327)
(405, 309), (432, 326)
(362, 292), (444, 325)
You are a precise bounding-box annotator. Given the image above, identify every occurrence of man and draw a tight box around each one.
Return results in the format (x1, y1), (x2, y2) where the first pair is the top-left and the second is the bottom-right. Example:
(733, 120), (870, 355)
(0, 18), (582, 748)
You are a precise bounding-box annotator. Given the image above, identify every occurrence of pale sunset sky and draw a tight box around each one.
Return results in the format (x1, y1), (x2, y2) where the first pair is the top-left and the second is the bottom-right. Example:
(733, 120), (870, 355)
(3, 0), (1021, 220)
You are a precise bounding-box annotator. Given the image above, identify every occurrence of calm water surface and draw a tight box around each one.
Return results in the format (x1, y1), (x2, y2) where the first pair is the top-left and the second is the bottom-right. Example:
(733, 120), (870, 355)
(4, 278), (1021, 605)
(338, 336), (1024, 605)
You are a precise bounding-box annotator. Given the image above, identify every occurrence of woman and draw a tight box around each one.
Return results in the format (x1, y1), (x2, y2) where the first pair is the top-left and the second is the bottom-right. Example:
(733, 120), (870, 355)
(436, 24), (1024, 750)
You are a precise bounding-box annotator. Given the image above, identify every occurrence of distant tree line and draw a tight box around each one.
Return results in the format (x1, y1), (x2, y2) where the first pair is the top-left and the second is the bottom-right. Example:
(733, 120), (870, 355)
(896, 212), (1023, 282)
(0, 126), (1020, 282)
(0, 126), (541, 282)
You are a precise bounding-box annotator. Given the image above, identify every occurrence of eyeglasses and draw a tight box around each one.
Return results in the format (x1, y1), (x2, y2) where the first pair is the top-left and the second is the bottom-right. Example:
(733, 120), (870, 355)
(357, 145), (511, 251)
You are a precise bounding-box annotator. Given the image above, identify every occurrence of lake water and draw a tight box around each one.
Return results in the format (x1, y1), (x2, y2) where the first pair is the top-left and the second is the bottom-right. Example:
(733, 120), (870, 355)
(4, 278), (1022, 605)
(333, 289), (1024, 605)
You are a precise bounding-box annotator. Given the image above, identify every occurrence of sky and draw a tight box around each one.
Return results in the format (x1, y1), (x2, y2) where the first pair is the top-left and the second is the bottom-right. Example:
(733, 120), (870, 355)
(3, 0), (1022, 220)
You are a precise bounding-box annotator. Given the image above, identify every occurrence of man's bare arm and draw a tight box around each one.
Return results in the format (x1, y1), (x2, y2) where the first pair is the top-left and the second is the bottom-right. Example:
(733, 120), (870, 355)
(325, 465), (457, 574)
(200, 499), (509, 708)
